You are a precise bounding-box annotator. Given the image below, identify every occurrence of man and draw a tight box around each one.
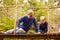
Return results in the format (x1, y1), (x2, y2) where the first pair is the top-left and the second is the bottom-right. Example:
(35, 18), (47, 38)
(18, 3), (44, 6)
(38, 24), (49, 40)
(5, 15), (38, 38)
(39, 16), (48, 34)
(16, 9), (39, 34)
(3, 9), (39, 34)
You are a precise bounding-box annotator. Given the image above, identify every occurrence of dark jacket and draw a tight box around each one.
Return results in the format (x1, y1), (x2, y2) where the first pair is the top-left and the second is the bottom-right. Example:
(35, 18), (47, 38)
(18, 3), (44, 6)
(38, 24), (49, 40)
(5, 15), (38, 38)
(39, 21), (48, 33)
(17, 16), (38, 32)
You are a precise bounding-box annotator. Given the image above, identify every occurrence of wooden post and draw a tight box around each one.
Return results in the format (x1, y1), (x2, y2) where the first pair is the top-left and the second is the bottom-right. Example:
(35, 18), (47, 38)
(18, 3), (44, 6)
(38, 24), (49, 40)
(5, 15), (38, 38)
(14, 9), (16, 34)
(14, 0), (17, 34)
(47, 8), (50, 34)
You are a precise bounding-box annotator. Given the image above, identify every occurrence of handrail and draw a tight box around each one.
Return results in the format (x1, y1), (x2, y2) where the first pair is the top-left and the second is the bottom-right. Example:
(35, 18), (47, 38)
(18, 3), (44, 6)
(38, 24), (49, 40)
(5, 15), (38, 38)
(0, 5), (60, 9)
(0, 33), (60, 39)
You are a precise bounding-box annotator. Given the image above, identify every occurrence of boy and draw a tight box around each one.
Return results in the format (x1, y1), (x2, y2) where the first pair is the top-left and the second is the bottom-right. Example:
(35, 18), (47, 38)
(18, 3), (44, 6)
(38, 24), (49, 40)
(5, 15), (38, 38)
(39, 16), (48, 34)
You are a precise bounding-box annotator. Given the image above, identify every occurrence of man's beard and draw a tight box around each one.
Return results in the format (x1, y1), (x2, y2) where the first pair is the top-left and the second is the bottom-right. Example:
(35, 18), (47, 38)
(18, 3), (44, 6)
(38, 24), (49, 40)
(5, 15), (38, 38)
(30, 15), (33, 19)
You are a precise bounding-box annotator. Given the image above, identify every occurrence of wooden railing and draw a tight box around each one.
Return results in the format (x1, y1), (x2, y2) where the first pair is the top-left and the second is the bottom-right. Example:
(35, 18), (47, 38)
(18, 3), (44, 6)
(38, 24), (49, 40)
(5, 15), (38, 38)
(0, 33), (60, 40)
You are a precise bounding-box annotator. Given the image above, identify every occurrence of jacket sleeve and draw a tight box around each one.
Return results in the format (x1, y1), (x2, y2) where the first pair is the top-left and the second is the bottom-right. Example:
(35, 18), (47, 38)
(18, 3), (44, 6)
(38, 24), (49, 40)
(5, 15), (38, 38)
(44, 22), (48, 33)
(33, 18), (38, 32)
(16, 16), (25, 28)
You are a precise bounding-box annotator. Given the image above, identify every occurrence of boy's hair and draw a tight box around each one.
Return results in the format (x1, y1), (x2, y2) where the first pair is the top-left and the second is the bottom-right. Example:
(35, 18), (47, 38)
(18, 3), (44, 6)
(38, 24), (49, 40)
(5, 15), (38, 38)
(40, 16), (46, 20)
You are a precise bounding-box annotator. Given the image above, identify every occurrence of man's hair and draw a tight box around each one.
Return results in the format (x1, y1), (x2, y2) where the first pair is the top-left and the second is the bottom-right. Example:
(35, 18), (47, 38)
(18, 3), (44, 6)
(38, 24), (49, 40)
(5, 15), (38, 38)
(27, 9), (34, 14)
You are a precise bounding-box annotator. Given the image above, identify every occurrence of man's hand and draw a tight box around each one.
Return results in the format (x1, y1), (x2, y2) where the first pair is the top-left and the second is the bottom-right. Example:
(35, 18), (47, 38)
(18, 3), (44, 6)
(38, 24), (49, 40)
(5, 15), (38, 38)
(34, 32), (40, 34)
(19, 28), (25, 32)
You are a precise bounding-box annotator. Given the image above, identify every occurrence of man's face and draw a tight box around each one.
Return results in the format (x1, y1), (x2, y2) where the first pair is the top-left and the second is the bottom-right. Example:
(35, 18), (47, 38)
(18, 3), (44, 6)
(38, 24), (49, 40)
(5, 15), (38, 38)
(28, 12), (34, 19)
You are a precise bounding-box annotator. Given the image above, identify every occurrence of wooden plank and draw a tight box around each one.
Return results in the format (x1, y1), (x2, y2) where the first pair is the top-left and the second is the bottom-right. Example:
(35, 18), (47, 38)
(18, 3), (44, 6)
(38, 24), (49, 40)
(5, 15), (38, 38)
(0, 33), (60, 39)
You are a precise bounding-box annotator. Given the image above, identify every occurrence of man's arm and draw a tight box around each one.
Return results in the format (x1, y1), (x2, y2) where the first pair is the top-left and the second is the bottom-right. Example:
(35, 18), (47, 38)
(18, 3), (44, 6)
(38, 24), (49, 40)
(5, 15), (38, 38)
(16, 16), (25, 28)
(33, 18), (39, 33)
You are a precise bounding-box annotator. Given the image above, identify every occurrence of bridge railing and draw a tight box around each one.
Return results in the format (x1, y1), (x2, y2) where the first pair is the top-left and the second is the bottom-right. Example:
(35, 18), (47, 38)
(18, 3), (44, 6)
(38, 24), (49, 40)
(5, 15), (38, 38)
(0, 33), (60, 40)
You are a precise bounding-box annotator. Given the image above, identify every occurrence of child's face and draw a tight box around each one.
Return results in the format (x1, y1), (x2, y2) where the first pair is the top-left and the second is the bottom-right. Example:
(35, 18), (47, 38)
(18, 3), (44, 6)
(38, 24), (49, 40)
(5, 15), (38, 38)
(40, 18), (45, 24)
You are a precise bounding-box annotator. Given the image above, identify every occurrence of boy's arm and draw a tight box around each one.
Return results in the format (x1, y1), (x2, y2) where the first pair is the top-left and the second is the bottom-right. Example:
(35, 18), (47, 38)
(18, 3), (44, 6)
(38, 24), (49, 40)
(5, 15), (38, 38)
(44, 22), (48, 33)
